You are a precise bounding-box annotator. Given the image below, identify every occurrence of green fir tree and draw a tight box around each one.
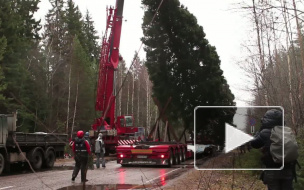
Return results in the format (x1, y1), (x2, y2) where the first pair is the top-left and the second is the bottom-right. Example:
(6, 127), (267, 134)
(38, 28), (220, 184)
(142, 0), (235, 142)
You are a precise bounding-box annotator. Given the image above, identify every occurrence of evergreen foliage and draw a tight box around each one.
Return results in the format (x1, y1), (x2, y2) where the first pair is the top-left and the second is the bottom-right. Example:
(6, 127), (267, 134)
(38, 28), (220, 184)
(0, 17), (7, 101)
(142, 0), (235, 141)
(0, 0), (158, 135)
(0, 0), (43, 131)
(69, 36), (96, 131)
(0, 0), (102, 133)
(83, 10), (100, 63)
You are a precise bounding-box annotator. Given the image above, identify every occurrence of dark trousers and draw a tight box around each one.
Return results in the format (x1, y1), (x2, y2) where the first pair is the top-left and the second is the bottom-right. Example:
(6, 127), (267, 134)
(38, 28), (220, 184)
(96, 152), (105, 168)
(72, 155), (88, 182)
(263, 169), (294, 190)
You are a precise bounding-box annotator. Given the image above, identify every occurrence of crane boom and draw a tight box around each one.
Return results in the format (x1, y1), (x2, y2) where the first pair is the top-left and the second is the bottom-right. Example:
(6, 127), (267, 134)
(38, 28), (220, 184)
(94, 0), (124, 129)
(91, 0), (144, 155)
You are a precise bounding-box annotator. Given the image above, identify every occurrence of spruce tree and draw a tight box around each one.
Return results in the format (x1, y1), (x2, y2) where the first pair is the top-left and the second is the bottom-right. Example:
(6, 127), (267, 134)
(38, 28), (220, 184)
(83, 10), (100, 63)
(65, 0), (85, 45)
(0, 0), (42, 132)
(69, 36), (95, 132)
(142, 0), (235, 138)
(42, 0), (68, 130)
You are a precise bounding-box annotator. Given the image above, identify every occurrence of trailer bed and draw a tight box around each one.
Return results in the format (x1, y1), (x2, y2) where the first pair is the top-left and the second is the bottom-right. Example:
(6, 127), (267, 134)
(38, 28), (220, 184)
(116, 141), (189, 167)
(5, 132), (67, 147)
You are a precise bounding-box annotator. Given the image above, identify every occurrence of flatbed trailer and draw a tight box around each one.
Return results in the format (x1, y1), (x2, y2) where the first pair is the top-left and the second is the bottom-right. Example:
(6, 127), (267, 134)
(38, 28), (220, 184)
(0, 113), (67, 175)
(116, 141), (192, 167)
(116, 97), (218, 167)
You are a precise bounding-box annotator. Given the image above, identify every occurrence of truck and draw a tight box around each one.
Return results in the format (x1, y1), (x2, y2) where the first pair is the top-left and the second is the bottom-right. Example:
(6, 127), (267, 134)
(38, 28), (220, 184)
(115, 98), (184, 167)
(0, 113), (67, 175)
(116, 131), (217, 167)
(116, 98), (217, 167)
(90, 0), (143, 154)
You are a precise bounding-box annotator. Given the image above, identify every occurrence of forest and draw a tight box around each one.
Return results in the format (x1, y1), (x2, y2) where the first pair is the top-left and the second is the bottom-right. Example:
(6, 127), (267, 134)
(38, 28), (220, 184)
(1, 0), (303, 188)
(1, 0), (304, 146)
(0, 0), (158, 137)
(238, 0), (304, 135)
(0, 0), (235, 140)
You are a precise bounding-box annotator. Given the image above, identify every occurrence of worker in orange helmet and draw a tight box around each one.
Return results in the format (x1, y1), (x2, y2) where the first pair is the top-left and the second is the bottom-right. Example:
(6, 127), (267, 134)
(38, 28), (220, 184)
(71, 130), (91, 183)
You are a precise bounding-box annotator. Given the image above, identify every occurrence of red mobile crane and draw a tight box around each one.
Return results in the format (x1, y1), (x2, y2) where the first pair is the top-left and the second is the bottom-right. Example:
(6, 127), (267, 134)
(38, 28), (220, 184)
(92, 0), (215, 164)
(91, 0), (143, 154)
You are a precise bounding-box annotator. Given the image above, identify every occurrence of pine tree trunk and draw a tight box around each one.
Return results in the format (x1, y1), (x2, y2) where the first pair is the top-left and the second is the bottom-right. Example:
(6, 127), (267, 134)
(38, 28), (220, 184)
(292, 0), (304, 125)
(252, 0), (263, 105)
(131, 71), (134, 115)
(35, 107), (37, 132)
(282, 0), (296, 131)
(292, 0), (304, 83)
(285, 1), (303, 129)
(146, 76), (149, 130)
(137, 75), (140, 126)
(118, 66), (122, 116)
(66, 65), (71, 134)
(127, 78), (130, 114)
(252, 0), (265, 70)
(272, 13), (284, 105)
(71, 74), (79, 139)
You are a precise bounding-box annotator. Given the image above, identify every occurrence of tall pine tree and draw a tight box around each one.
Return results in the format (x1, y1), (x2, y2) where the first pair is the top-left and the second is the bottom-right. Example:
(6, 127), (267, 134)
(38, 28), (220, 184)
(0, 0), (43, 132)
(142, 0), (235, 139)
(83, 10), (100, 63)
(42, 0), (68, 130)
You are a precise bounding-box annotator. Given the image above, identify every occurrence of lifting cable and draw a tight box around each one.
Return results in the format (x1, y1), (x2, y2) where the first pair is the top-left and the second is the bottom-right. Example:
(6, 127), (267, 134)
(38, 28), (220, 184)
(98, 0), (164, 130)
(116, 0), (164, 96)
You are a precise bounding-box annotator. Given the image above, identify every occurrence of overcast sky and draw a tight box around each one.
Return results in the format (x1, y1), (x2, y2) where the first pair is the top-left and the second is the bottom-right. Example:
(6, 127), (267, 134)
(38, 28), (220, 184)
(35, 0), (254, 106)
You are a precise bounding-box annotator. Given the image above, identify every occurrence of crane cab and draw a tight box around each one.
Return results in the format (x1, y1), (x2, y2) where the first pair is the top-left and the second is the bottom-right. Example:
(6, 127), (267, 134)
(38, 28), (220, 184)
(116, 115), (145, 142)
(116, 115), (138, 136)
(117, 115), (134, 128)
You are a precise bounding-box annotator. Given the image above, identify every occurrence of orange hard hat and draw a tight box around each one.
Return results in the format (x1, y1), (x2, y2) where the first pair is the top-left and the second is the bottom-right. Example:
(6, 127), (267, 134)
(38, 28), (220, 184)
(77, 130), (84, 138)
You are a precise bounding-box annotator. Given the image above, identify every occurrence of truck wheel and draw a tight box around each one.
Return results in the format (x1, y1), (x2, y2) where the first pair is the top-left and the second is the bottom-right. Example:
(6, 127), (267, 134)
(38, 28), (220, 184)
(44, 150), (55, 168)
(181, 148), (186, 162)
(0, 153), (4, 175)
(174, 151), (179, 165)
(176, 151), (181, 164)
(30, 150), (43, 170)
(168, 150), (173, 167)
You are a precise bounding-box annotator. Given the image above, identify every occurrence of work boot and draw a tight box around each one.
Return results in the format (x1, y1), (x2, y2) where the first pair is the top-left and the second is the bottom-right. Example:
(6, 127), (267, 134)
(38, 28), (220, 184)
(82, 179), (89, 182)
(71, 177), (75, 182)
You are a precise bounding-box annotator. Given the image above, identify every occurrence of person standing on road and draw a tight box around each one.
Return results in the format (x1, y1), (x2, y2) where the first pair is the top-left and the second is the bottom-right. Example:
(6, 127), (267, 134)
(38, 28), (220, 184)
(95, 133), (106, 168)
(250, 109), (297, 190)
(72, 130), (91, 182)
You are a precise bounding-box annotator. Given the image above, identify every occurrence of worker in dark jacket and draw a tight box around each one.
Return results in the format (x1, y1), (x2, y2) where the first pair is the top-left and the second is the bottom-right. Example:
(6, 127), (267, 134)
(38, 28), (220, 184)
(250, 109), (294, 190)
(72, 130), (91, 182)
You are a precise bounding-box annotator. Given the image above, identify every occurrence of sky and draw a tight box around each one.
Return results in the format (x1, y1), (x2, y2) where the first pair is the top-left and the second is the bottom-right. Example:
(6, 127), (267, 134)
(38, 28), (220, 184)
(35, 0), (254, 106)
